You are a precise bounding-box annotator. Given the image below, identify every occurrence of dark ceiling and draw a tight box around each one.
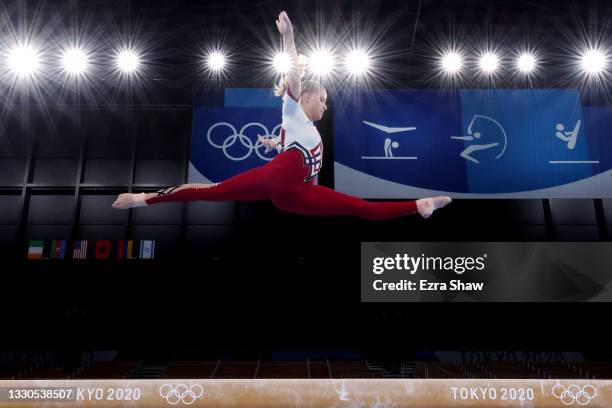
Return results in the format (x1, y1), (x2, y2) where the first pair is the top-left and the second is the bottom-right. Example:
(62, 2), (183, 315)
(0, 0), (610, 104)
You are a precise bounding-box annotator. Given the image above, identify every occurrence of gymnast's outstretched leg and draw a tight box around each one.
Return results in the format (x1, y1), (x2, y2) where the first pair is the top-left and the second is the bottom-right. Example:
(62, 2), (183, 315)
(112, 163), (278, 209)
(112, 183), (216, 209)
(271, 184), (451, 220)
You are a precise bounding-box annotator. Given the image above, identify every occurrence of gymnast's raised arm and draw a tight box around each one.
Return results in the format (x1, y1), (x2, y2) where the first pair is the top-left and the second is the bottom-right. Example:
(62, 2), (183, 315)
(276, 11), (300, 97)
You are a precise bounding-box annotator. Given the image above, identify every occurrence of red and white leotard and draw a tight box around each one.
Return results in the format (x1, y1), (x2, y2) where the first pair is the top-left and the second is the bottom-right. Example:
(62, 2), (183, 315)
(278, 86), (323, 182)
(145, 87), (418, 221)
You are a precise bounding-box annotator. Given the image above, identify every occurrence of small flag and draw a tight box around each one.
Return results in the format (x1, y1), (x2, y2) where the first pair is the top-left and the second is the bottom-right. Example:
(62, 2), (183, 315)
(50, 240), (67, 259)
(27, 240), (44, 259)
(127, 240), (137, 259)
(94, 240), (112, 259)
(117, 240), (136, 259)
(117, 240), (126, 259)
(139, 240), (155, 259)
(73, 240), (88, 259)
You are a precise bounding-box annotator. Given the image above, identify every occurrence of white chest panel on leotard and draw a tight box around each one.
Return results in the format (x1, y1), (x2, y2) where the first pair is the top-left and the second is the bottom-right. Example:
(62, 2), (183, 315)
(279, 87), (323, 182)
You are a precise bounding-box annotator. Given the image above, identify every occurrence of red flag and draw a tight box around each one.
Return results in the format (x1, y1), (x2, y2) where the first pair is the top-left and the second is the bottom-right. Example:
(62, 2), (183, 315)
(94, 240), (112, 259)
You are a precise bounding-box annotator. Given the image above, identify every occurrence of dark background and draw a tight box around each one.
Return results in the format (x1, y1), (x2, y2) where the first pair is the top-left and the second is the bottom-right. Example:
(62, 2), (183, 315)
(0, 0), (611, 358)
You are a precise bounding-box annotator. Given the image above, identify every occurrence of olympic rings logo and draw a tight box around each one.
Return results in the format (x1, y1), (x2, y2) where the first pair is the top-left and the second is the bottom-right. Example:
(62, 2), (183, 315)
(552, 384), (596, 406)
(159, 383), (204, 405)
(207, 122), (282, 161)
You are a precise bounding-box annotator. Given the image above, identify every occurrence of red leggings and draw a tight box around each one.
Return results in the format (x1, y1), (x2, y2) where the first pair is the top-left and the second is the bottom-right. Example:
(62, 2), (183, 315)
(146, 149), (417, 221)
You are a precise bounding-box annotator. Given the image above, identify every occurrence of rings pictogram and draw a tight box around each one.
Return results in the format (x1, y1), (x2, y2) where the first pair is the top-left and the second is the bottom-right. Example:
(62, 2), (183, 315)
(159, 383), (205, 405)
(207, 122), (282, 161)
(552, 384), (596, 406)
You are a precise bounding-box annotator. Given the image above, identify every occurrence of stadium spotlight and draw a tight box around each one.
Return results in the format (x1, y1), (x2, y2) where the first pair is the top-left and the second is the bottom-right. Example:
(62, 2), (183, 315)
(345, 49), (371, 76)
(440, 51), (463, 74)
(8, 45), (41, 77)
(62, 48), (89, 75)
(580, 48), (607, 75)
(479, 52), (500, 74)
(207, 51), (226, 72)
(516, 53), (537, 74)
(308, 48), (335, 76)
(273, 52), (291, 74)
(116, 49), (141, 73)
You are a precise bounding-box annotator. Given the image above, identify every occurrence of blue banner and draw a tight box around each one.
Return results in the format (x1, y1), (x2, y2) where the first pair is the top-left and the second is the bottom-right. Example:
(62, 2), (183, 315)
(189, 89), (282, 183)
(334, 89), (612, 198)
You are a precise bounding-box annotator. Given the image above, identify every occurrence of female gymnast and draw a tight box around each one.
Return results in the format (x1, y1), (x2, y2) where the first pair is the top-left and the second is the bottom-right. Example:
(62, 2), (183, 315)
(112, 11), (452, 220)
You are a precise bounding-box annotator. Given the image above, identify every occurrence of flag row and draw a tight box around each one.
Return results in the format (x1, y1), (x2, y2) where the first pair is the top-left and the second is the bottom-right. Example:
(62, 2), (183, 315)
(27, 240), (156, 260)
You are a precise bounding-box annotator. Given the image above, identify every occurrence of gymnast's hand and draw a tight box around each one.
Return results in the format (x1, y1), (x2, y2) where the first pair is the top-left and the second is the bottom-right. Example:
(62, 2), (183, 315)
(258, 134), (278, 153)
(276, 11), (293, 35)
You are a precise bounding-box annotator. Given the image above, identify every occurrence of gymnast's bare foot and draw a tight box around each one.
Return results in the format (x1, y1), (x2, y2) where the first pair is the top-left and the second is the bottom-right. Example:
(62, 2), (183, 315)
(112, 193), (150, 209)
(416, 196), (452, 219)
